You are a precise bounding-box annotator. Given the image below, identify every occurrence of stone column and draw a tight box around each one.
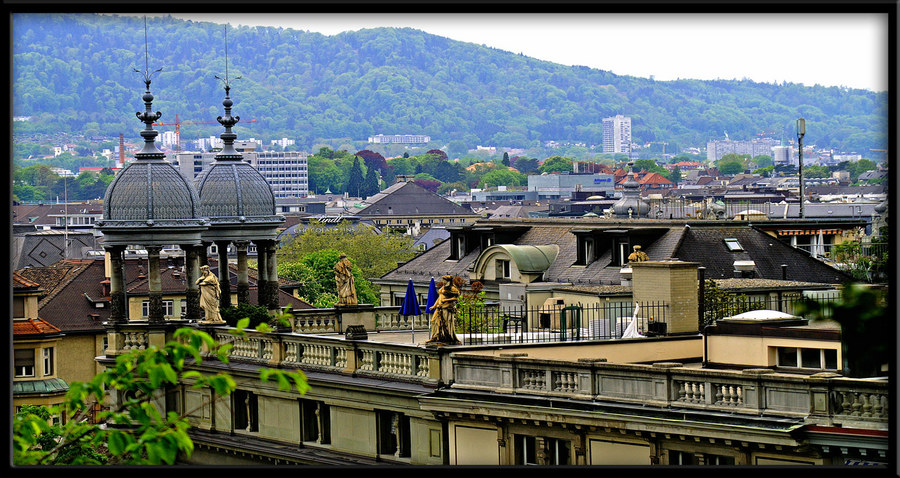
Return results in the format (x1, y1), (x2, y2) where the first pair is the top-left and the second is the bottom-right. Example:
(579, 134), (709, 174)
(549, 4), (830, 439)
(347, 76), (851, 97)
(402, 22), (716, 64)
(146, 245), (164, 323)
(216, 240), (231, 310)
(235, 240), (250, 305)
(107, 245), (127, 323)
(255, 240), (268, 307)
(183, 244), (201, 322)
(200, 241), (211, 267)
(265, 241), (280, 312)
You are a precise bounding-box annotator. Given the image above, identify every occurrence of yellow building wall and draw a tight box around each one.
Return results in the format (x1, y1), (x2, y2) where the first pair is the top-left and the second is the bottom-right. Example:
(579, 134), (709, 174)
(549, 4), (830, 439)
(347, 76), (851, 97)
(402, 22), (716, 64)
(330, 406), (377, 457)
(257, 394), (301, 443)
(57, 334), (106, 385)
(451, 424), (500, 465)
(706, 335), (842, 368)
(589, 438), (652, 465)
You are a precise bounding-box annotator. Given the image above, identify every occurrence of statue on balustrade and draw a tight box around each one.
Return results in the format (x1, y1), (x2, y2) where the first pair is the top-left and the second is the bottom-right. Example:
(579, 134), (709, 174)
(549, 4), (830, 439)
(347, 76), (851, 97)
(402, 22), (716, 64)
(426, 275), (461, 345)
(334, 253), (358, 306)
(197, 265), (224, 323)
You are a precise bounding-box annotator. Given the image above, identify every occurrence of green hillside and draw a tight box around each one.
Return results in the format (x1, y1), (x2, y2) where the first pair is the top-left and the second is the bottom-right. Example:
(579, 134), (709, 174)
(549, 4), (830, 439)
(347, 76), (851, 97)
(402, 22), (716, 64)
(12, 13), (888, 154)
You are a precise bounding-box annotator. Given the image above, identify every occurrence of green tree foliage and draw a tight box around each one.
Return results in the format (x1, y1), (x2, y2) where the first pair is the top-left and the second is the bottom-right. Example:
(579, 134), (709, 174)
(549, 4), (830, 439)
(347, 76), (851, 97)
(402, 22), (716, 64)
(716, 153), (748, 175)
(277, 249), (377, 306)
(795, 284), (888, 378)
(278, 220), (417, 300)
(511, 156), (539, 174)
(478, 168), (526, 188)
(12, 14), (887, 154)
(345, 156), (365, 196)
(539, 156), (574, 174)
(13, 322), (308, 465)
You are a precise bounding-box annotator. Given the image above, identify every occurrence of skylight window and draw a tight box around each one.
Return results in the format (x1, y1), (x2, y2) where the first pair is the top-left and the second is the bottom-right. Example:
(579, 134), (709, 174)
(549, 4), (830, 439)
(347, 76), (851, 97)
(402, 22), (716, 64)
(724, 238), (743, 252)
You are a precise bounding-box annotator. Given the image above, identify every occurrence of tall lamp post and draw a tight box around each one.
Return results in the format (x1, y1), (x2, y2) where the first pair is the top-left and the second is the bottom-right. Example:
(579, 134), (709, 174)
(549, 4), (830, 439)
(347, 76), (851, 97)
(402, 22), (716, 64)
(796, 118), (806, 218)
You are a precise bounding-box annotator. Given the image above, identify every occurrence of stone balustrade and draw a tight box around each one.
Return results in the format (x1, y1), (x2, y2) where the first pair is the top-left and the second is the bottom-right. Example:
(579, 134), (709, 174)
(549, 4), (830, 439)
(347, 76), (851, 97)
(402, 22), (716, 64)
(450, 355), (889, 428)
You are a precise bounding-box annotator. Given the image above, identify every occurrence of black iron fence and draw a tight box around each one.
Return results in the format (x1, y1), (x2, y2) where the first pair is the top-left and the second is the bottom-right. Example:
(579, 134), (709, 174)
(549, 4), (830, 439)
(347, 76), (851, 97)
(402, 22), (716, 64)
(454, 301), (670, 345)
(701, 290), (842, 327)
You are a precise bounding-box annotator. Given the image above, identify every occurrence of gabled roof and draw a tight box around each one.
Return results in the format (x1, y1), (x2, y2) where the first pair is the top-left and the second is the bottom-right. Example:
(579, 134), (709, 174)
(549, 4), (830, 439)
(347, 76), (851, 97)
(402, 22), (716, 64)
(673, 225), (854, 283)
(638, 172), (673, 185)
(14, 318), (63, 337)
(377, 218), (852, 288)
(357, 181), (475, 217)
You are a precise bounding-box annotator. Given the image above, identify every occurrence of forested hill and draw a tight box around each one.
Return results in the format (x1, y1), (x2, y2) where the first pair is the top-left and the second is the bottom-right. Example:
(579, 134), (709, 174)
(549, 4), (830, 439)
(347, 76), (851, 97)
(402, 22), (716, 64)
(13, 13), (888, 154)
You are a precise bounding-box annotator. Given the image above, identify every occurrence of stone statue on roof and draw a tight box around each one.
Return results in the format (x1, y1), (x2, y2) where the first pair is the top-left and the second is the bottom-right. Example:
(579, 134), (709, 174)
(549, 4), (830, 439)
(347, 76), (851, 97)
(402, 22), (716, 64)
(197, 265), (224, 323)
(627, 245), (649, 263)
(334, 253), (358, 306)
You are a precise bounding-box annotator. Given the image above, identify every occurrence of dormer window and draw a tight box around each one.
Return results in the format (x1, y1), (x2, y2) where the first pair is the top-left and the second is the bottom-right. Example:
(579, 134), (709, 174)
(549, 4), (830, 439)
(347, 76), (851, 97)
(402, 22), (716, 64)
(576, 236), (595, 265)
(724, 238), (743, 251)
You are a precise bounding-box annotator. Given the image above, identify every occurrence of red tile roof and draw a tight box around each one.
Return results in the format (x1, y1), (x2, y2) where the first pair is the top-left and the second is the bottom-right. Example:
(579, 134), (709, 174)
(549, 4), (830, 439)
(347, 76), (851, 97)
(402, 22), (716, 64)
(13, 318), (62, 337)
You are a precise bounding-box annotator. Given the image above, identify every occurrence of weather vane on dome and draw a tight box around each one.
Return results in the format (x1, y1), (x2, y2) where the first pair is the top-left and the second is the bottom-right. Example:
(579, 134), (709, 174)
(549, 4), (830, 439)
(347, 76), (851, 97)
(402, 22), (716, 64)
(214, 24), (242, 91)
(133, 16), (163, 89)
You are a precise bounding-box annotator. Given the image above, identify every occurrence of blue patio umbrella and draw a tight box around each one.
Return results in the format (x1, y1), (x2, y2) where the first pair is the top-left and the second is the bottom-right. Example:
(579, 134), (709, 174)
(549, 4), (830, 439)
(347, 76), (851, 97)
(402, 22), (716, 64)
(399, 279), (421, 316)
(426, 277), (438, 312)
(399, 279), (421, 343)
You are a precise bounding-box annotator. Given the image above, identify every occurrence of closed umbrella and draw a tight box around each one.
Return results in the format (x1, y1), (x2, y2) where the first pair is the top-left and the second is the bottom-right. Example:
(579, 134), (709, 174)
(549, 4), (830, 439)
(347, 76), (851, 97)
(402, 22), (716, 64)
(399, 279), (421, 342)
(426, 277), (438, 312)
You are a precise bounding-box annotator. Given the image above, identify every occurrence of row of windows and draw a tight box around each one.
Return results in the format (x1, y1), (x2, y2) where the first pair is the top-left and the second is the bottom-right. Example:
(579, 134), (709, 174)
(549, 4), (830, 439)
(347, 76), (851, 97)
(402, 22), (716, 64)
(235, 393), (413, 459)
(14, 347), (53, 378)
(777, 347), (838, 370)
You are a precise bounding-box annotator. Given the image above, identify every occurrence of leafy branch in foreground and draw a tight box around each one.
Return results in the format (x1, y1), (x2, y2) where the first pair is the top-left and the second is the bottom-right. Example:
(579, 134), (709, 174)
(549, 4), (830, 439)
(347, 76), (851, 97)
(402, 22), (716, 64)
(13, 311), (308, 465)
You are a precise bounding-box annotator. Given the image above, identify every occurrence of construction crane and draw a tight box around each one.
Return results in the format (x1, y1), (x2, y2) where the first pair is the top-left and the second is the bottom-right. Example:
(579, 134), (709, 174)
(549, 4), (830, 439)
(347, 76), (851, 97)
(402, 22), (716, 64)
(756, 131), (776, 138)
(153, 114), (257, 151)
(870, 148), (888, 161)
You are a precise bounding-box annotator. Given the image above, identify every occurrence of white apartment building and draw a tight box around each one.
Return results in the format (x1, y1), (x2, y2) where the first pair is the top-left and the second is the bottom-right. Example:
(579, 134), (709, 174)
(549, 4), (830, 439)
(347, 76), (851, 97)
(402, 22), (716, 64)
(602, 115), (632, 154)
(169, 148), (309, 199)
(706, 138), (780, 162)
(368, 134), (431, 144)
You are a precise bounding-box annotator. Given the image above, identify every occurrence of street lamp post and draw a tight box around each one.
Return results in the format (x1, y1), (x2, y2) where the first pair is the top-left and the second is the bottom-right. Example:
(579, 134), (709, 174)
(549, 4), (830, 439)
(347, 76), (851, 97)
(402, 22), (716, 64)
(796, 118), (806, 218)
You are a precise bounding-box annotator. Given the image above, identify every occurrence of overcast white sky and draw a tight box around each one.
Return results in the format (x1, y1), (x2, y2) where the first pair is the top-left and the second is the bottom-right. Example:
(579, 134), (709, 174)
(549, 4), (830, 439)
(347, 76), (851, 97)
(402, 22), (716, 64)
(157, 13), (889, 92)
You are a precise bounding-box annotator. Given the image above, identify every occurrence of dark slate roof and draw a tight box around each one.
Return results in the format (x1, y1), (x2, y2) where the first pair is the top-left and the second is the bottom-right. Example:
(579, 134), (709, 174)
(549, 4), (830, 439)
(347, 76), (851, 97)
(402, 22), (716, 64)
(356, 181), (475, 216)
(28, 260), (109, 333)
(378, 218), (851, 287)
(674, 225), (854, 283)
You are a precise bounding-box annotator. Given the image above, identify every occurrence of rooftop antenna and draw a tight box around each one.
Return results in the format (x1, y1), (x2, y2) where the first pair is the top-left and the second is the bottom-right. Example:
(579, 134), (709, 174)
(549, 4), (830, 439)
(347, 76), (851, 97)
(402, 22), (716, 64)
(132, 15), (164, 160)
(213, 24), (242, 160)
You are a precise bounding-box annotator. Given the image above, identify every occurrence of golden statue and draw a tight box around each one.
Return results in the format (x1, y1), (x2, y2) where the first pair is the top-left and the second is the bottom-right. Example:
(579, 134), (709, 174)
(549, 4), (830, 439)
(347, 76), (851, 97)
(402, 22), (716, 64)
(334, 253), (358, 306)
(197, 265), (224, 323)
(426, 275), (461, 345)
(627, 245), (649, 263)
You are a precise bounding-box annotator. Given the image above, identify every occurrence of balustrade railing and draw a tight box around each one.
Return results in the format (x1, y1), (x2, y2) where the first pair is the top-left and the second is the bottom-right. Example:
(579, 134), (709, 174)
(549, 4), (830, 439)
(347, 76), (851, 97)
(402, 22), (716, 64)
(450, 354), (889, 426)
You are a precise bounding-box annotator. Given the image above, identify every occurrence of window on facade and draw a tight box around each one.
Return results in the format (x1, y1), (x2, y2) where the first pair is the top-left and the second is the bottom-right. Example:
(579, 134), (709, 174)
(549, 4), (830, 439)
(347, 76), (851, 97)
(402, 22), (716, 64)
(377, 410), (410, 458)
(495, 259), (511, 279)
(544, 438), (571, 465)
(704, 453), (736, 465)
(300, 399), (330, 444)
(776, 347), (838, 370)
(142, 300), (174, 318)
(669, 450), (697, 465)
(515, 435), (538, 465)
(43, 347), (54, 376)
(15, 349), (35, 377)
(233, 390), (258, 432)
(13, 296), (26, 318)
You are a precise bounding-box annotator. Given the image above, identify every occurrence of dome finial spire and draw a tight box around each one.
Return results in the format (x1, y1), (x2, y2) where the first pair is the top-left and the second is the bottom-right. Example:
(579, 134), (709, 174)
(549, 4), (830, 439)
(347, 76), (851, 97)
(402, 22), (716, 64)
(133, 16), (165, 160)
(214, 24), (242, 160)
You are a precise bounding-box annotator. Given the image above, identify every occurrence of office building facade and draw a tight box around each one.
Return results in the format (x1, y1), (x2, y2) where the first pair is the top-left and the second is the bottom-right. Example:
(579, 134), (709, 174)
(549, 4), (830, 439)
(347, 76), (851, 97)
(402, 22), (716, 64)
(602, 115), (632, 154)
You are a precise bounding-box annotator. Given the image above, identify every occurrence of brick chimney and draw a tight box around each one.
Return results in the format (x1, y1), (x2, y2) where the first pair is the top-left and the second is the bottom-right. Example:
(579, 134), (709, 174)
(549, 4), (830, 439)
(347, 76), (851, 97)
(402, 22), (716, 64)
(630, 260), (700, 335)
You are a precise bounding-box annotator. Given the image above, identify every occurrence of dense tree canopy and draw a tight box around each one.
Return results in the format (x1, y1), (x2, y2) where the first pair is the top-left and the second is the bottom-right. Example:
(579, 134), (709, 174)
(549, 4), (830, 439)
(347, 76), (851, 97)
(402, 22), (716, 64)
(12, 14), (888, 155)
